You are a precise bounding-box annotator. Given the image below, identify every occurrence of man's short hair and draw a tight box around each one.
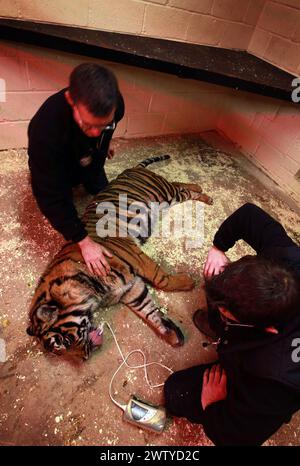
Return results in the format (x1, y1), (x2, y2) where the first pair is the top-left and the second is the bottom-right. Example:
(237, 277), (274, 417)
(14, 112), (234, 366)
(205, 255), (300, 327)
(69, 63), (119, 117)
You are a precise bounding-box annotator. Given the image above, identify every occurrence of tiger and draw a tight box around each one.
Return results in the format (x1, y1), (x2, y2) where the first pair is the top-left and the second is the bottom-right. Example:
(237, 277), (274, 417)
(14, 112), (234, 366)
(27, 155), (213, 360)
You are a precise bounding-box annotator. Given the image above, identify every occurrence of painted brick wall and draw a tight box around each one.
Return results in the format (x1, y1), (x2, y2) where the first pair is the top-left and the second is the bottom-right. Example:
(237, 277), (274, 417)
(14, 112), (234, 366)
(2, 1), (299, 74)
(248, 0), (300, 76)
(1, 38), (299, 205)
(1, 1), (300, 204)
(0, 39), (226, 149)
(0, 0), (259, 50)
(217, 89), (300, 205)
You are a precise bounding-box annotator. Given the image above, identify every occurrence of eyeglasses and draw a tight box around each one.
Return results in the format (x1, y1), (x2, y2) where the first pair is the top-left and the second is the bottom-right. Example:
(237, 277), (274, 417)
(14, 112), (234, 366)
(219, 312), (255, 328)
(73, 105), (116, 132)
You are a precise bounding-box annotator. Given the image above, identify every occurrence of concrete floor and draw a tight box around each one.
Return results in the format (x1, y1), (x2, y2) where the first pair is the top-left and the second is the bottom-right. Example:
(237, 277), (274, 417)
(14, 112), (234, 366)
(0, 131), (299, 446)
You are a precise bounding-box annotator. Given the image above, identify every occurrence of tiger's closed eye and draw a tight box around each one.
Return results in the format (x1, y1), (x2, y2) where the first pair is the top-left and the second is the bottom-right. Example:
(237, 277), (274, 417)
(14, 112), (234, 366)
(43, 333), (65, 352)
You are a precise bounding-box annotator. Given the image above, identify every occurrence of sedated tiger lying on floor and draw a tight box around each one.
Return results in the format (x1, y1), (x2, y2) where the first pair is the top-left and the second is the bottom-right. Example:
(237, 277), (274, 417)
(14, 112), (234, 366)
(27, 155), (213, 360)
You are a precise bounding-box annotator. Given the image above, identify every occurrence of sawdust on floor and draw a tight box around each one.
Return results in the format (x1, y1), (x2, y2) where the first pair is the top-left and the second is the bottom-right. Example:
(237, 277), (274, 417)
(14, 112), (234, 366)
(0, 133), (299, 446)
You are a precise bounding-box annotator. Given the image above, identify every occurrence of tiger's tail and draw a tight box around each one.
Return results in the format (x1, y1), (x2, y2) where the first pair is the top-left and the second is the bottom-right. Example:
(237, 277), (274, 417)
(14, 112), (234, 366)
(136, 154), (170, 168)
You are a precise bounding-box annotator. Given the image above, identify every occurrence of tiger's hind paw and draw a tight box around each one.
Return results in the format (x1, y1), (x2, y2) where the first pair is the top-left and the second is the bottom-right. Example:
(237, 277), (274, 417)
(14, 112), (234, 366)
(195, 193), (213, 205)
(167, 273), (195, 291)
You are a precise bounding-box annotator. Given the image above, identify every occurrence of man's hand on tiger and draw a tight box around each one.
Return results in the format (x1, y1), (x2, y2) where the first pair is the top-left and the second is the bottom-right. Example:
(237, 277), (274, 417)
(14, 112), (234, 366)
(201, 363), (227, 410)
(78, 236), (113, 276)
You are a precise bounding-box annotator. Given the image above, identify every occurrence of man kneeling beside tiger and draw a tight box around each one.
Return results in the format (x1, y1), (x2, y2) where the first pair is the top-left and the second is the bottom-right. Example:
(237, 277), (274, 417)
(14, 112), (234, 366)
(27, 155), (213, 360)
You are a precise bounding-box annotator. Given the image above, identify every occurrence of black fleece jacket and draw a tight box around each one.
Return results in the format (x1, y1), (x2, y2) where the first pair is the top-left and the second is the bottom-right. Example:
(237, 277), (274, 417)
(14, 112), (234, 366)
(28, 88), (124, 243)
(201, 203), (300, 445)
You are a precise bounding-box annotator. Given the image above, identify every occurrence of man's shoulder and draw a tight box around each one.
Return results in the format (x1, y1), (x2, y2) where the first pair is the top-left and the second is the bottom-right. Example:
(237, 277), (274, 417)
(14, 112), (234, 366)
(261, 245), (300, 279)
(29, 88), (70, 137)
(241, 315), (300, 392)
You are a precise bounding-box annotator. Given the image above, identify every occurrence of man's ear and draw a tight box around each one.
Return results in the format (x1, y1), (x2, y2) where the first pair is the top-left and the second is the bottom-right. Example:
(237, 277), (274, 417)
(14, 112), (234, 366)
(36, 304), (59, 323)
(65, 90), (73, 106)
(264, 326), (279, 334)
(219, 306), (238, 322)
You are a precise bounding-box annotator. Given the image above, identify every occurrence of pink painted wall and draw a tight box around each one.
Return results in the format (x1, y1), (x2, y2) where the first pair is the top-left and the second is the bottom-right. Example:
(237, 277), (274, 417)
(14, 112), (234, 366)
(0, 1), (300, 203)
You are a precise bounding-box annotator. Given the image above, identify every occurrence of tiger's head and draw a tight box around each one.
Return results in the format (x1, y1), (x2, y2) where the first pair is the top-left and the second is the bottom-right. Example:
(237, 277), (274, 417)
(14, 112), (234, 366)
(26, 302), (103, 360)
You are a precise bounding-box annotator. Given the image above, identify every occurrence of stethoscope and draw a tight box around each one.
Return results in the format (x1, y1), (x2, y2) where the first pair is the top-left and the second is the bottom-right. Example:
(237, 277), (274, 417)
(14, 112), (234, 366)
(96, 121), (116, 150)
(202, 321), (256, 348)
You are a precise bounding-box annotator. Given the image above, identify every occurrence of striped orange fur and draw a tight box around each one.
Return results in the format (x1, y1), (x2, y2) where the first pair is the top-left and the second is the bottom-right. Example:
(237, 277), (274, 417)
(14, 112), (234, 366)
(27, 155), (213, 360)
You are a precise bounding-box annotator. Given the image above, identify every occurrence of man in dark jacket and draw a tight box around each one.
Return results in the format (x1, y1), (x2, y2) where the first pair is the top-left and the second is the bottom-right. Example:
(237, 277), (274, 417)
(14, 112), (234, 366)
(164, 203), (300, 445)
(28, 63), (125, 276)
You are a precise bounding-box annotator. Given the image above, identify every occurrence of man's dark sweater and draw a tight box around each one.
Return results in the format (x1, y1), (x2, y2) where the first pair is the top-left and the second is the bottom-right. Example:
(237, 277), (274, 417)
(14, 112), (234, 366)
(164, 203), (300, 445)
(28, 88), (125, 243)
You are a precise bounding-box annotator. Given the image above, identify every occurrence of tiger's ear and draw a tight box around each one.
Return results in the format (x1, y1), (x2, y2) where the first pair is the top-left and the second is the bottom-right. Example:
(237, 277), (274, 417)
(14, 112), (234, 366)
(36, 304), (59, 323)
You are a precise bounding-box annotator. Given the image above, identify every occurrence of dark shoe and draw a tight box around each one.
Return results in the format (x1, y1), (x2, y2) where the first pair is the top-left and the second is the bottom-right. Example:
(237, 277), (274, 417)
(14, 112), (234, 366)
(83, 170), (109, 195)
(84, 180), (108, 195)
(193, 309), (216, 339)
(84, 185), (102, 195)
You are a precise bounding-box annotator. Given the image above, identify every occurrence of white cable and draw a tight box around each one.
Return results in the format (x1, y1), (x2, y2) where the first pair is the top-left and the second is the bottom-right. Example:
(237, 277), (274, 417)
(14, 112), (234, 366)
(101, 321), (173, 411)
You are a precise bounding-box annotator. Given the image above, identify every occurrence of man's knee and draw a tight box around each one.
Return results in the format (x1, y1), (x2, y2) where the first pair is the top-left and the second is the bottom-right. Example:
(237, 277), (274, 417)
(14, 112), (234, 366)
(83, 173), (108, 195)
(84, 182), (108, 195)
(164, 371), (182, 404)
(164, 367), (207, 423)
(240, 202), (262, 216)
(164, 365), (209, 408)
(164, 371), (189, 417)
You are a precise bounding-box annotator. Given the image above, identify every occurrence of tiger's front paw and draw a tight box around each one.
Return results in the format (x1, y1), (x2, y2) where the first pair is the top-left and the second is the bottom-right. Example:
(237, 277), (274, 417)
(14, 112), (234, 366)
(161, 317), (184, 347)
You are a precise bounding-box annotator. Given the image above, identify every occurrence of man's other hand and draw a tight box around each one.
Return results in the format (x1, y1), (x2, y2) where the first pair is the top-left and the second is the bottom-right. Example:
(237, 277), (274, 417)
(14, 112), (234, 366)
(204, 245), (230, 278)
(78, 236), (113, 276)
(201, 364), (227, 410)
